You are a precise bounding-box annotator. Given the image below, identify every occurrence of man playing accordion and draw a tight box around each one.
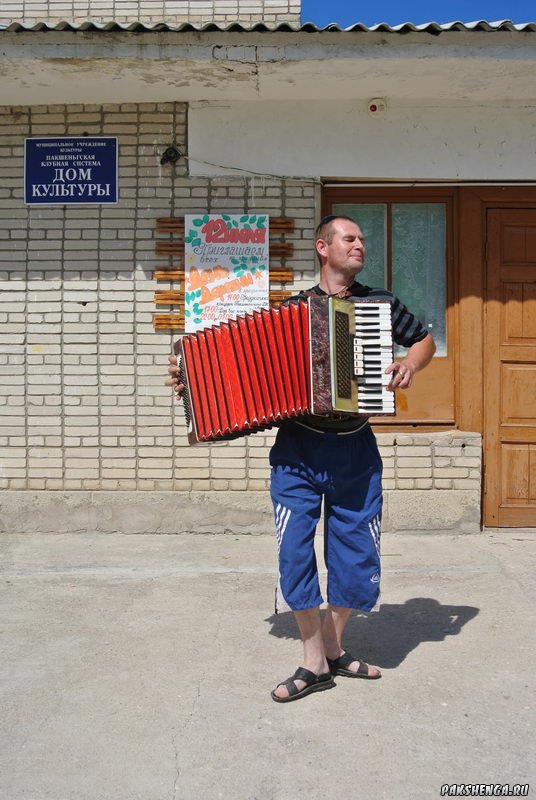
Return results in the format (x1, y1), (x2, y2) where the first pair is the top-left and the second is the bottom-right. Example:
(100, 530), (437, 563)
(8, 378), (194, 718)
(167, 215), (436, 703)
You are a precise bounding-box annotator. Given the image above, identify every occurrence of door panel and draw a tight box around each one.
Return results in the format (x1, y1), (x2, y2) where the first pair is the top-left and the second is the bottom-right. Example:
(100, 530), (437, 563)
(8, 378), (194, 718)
(501, 364), (536, 424)
(501, 445), (530, 502)
(530, 448), (536, 500)
(485, 209), (536, 526)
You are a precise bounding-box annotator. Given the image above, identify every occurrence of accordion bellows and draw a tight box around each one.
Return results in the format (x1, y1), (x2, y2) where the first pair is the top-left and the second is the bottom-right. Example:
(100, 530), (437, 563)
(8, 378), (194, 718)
(176, 295), (395, 444)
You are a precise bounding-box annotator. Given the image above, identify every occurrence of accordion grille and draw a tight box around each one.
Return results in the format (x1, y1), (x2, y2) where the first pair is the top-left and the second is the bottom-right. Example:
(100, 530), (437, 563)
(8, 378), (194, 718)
(178, 356), (192, 428)
(334, 310), (352, 399)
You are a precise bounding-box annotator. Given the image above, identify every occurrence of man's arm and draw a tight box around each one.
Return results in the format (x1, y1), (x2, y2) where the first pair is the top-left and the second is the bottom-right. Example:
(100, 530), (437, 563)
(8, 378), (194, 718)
(385, 333), (436, 391)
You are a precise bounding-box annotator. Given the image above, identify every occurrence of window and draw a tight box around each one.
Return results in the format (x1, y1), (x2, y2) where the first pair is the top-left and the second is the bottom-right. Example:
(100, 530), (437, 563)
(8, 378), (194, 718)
(325, 187), (455, 425)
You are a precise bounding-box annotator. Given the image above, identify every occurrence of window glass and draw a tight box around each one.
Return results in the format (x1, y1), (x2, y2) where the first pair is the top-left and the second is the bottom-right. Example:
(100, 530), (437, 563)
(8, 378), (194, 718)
(333, 203), (387, 289)
(392, 204), (447, 355)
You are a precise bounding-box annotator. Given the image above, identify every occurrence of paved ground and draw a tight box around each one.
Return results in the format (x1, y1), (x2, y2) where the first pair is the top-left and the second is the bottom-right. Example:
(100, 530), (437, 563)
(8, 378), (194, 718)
(0, 529), (534, 800)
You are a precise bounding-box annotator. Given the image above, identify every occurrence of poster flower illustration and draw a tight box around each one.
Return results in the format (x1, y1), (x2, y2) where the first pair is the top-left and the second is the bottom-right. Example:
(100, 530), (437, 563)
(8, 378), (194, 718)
(184, 214), (269, 333)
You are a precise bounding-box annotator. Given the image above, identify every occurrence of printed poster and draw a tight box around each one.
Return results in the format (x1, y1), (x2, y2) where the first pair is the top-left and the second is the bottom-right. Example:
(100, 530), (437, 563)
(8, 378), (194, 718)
(184, 213), (269, 332)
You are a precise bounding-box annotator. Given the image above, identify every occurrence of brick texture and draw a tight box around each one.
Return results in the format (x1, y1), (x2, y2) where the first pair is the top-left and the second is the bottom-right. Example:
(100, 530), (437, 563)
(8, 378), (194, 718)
(0, 0), (302, 26)
(376, 431), (482, 491)
(0, 101), (315, 490)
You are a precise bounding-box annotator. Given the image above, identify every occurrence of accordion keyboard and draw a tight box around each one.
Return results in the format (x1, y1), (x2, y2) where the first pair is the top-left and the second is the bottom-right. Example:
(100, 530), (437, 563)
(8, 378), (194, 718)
(353, 301), (395, 415)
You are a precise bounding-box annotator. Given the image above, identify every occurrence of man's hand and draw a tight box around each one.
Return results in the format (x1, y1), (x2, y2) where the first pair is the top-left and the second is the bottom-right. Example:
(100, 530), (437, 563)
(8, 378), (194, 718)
(385, 359), (415, 391)
(384, 333), (436, 392)
(166, 354), (186, 400)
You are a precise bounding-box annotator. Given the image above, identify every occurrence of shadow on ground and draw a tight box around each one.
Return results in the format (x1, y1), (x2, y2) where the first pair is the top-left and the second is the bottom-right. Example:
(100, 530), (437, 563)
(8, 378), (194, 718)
(264, 597), (479, 669)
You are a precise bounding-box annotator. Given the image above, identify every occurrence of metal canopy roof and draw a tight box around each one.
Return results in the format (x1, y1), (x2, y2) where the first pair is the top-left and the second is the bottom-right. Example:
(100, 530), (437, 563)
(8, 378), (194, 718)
(2, 19), (536, 33)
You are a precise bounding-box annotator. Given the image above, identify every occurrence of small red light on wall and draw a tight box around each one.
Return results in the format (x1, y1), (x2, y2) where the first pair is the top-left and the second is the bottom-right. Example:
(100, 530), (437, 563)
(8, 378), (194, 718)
(368, 98), (387, 116)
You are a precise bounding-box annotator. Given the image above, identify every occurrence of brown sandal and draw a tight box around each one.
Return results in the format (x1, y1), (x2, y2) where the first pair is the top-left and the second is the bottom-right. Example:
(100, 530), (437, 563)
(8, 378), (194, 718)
(271, 667), (335, 703)
(327, 651), (382, 679)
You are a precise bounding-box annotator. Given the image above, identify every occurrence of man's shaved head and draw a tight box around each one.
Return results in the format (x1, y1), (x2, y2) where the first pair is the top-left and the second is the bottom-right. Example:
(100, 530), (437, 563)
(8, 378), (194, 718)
(315, 215), (357, 243)
(314, 215), (361, 265)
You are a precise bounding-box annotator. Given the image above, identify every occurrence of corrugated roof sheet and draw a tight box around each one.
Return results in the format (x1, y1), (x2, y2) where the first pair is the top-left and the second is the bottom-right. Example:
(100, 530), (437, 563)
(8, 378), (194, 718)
(1, 19), (536, 33)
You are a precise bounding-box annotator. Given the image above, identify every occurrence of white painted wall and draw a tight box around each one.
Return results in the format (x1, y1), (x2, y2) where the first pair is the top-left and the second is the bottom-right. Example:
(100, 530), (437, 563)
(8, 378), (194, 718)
(189, 100), (536, 180)
(3, 32), (536, 108)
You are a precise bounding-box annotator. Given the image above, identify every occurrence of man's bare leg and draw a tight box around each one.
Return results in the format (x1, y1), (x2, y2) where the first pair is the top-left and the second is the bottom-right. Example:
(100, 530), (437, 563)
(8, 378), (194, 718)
(272, 607), (330, 700)
(322, 604), (381, 677)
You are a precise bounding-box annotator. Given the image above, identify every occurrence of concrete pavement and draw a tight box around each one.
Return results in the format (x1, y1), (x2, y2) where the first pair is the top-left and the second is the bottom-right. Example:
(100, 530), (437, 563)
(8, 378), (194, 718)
(0, 529), (534, 800)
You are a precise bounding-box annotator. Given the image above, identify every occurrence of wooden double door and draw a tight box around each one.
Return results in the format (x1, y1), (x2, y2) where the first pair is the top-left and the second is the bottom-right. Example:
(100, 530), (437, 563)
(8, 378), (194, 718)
(485, 209), (536, 526)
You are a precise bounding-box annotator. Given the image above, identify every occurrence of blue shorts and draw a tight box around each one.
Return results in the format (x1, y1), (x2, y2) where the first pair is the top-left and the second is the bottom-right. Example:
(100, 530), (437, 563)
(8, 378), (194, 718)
(270, 421), (383, 614)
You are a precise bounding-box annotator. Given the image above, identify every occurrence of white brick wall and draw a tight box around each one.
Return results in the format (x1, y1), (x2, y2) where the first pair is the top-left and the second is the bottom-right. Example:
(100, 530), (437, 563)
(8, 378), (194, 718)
(377, 431), (482, 492)
(0, 101), (318, 491)
(0, 0), (302, 25)
(0, 101), (482, 497)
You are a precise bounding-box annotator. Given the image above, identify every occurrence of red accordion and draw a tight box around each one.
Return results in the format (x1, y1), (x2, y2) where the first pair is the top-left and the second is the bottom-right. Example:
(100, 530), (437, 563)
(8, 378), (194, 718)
(176, 295), (395, 444)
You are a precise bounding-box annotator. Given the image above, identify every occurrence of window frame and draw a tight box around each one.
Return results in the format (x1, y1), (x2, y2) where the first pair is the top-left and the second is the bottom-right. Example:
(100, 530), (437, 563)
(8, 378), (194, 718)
(323, 185), (457, 428)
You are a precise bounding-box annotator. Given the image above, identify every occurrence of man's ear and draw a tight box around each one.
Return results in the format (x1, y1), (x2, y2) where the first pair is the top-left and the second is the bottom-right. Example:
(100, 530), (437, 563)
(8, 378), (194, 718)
(315, 238), (327, 260)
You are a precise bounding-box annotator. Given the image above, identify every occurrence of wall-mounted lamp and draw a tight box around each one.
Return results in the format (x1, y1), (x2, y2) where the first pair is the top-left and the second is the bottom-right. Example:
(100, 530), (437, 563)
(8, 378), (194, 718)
(160, 145), (182, 165)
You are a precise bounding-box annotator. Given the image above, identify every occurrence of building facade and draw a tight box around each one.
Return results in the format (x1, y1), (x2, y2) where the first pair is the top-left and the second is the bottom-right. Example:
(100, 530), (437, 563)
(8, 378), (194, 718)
(0, 0), (301, 26)
(1, 2), (535, 532)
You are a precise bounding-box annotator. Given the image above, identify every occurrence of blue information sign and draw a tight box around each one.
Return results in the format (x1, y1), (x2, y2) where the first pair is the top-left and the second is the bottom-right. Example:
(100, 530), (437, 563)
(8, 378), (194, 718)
(24, 137), (118, 205)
